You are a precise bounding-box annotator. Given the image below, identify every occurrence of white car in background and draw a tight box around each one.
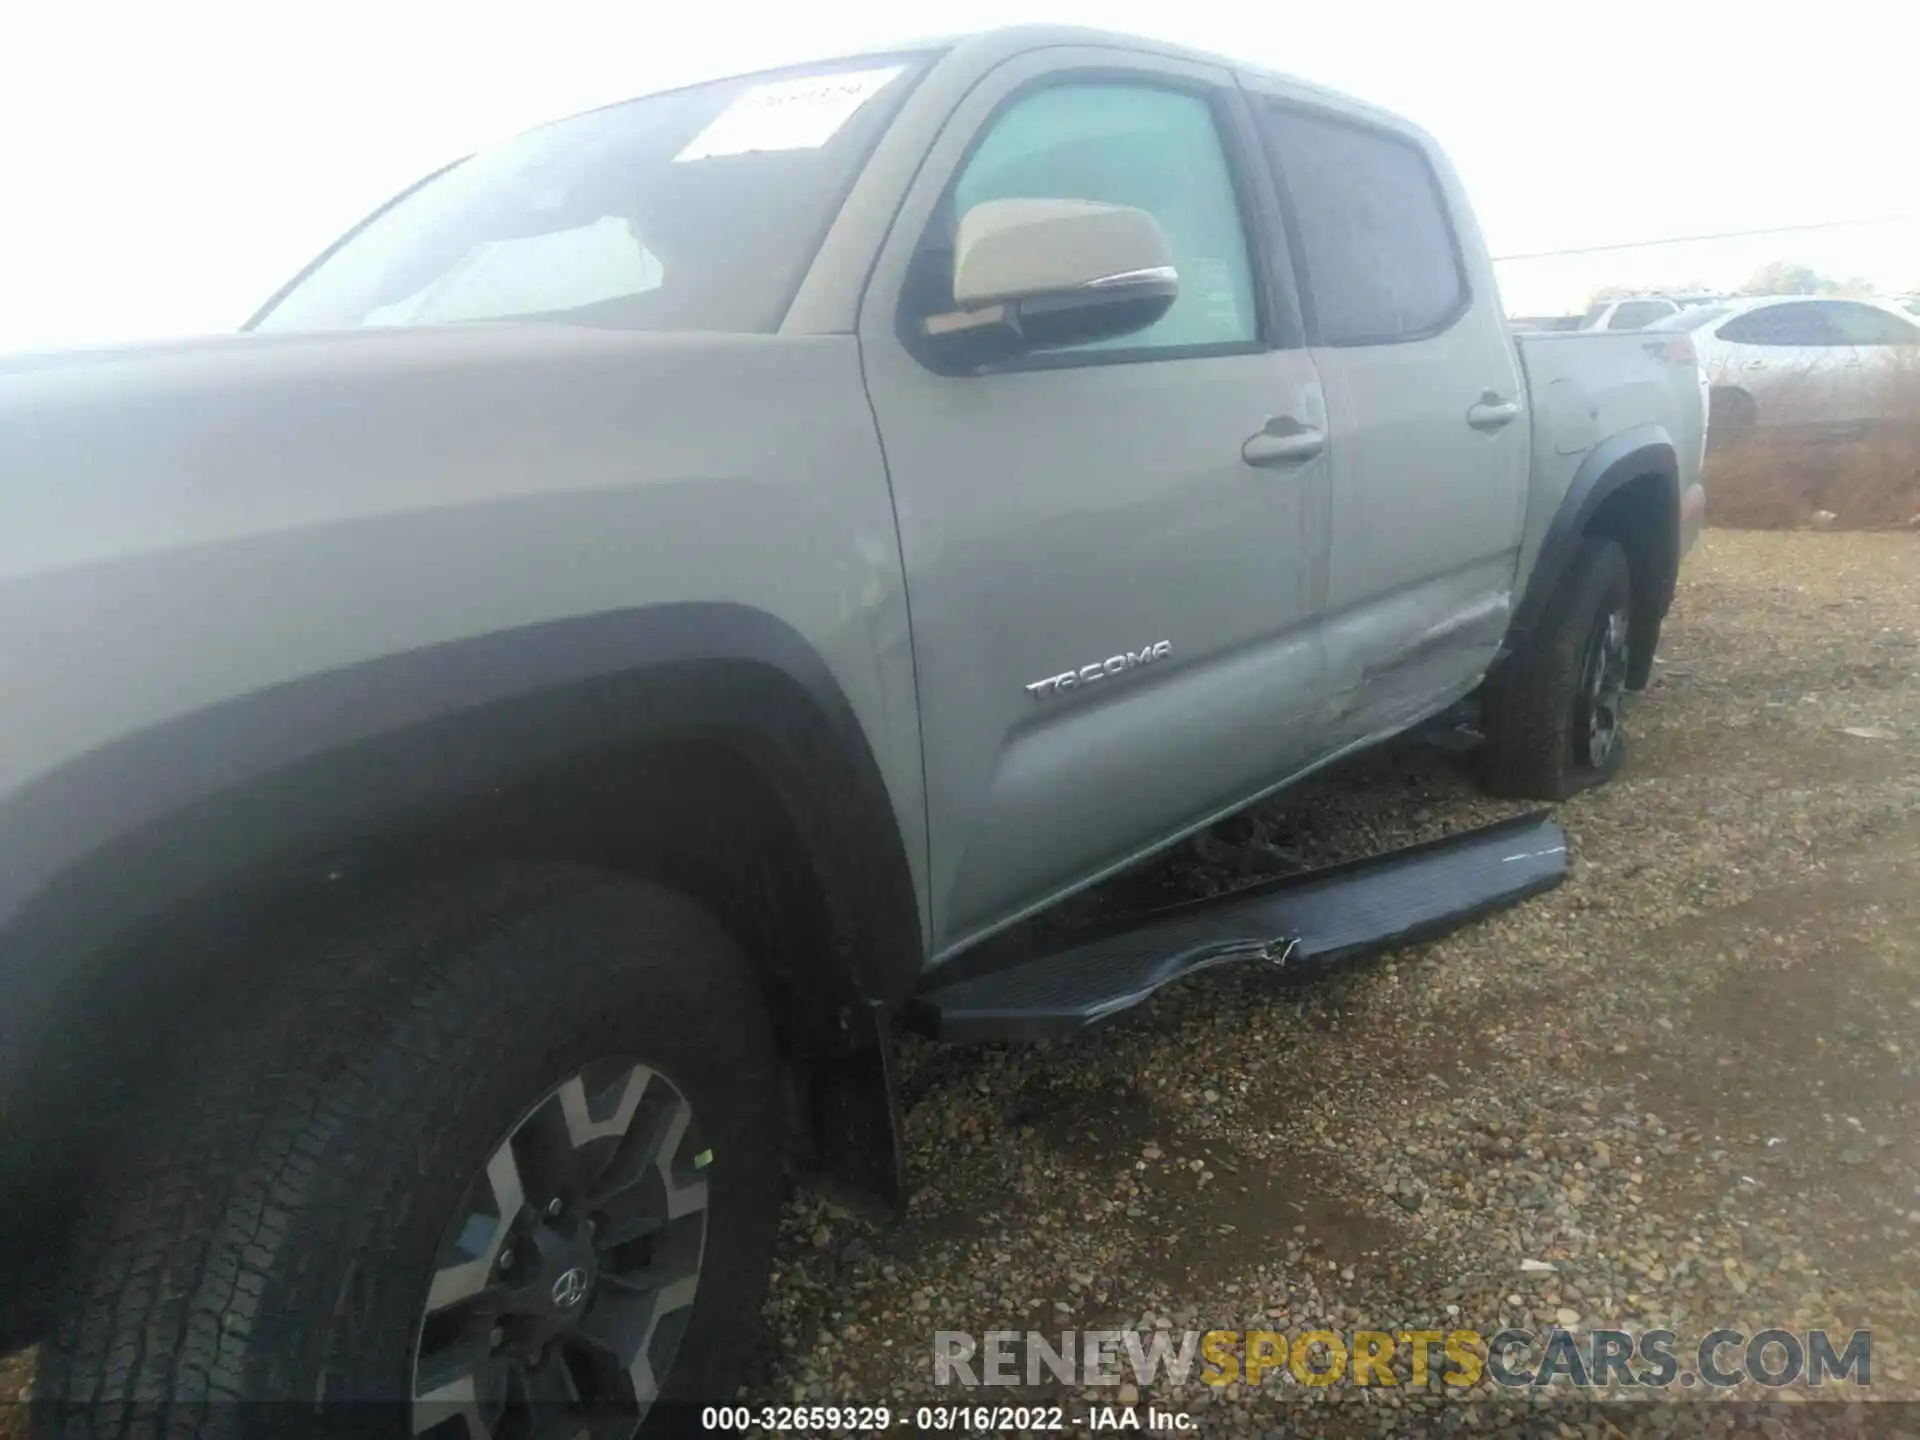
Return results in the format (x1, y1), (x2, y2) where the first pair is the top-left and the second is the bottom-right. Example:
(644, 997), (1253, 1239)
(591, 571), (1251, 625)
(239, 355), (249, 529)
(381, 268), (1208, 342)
(1576, 294), (1728, 332)
(1645, 295), (1920, 441)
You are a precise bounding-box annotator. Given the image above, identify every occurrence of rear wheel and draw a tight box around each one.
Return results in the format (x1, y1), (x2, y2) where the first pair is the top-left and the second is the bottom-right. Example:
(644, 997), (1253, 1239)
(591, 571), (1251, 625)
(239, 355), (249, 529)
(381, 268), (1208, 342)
(1479, 538), (1633, 801)
(34, 868), (782, 1440)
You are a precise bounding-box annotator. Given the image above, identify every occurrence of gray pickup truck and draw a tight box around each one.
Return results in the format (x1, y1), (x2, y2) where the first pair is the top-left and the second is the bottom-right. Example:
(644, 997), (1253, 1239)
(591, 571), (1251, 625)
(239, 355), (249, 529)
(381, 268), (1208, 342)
(1, 25), (1704, 1437)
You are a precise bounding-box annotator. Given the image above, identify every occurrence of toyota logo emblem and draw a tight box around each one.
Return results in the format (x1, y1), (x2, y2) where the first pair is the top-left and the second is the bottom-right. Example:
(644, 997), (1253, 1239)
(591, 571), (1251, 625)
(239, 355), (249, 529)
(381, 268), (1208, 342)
(550, 1267), (590, 1310)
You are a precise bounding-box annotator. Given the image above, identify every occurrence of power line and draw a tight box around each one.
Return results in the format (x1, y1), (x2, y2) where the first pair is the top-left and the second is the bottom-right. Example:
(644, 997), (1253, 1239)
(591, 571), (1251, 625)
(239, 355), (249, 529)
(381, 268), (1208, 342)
(1493, 215), (1918, 262)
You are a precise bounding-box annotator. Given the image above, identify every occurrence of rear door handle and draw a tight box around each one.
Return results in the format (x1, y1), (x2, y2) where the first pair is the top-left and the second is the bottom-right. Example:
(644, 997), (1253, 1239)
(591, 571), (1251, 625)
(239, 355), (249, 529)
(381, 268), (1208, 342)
(1466, 395), (1521, 430)
(1242, 418), (1325, 467)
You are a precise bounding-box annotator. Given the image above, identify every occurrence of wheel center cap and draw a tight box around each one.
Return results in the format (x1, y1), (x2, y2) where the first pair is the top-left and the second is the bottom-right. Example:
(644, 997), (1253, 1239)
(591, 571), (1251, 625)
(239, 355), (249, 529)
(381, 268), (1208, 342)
(526, 1220), (598, 1324)
(550, 1265), (591, 1310)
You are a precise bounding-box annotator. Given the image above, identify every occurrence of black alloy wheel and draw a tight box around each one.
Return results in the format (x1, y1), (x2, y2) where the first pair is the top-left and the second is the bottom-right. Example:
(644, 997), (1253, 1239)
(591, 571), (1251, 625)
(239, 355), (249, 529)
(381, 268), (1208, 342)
(1573, 600), (1630, 772)
(413, 1060), (711, 1438)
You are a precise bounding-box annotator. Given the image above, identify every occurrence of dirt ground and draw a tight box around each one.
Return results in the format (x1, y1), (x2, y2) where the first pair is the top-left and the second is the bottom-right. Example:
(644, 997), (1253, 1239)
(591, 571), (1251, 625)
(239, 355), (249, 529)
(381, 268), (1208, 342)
(751, 529), (1920, 1435)
(3, 530), (1915, 1437)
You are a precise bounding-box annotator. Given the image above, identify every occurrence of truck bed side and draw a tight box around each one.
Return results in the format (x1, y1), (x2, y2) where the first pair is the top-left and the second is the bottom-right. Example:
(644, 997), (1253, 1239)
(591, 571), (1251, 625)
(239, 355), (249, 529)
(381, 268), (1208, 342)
(1512, 328), (1709, 601)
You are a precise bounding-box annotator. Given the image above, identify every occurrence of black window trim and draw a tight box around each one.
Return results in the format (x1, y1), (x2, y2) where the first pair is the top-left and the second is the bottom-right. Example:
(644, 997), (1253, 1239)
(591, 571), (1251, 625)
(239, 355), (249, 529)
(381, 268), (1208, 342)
(1253, 97), (1474, 349)
(895, 65), (1300, 377)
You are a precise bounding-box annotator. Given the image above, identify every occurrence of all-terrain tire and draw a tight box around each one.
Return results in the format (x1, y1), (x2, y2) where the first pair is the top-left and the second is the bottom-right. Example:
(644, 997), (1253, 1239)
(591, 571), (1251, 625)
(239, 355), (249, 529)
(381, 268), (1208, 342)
(33, 867), (782, 1439)
(1479, 538), (1634, 801)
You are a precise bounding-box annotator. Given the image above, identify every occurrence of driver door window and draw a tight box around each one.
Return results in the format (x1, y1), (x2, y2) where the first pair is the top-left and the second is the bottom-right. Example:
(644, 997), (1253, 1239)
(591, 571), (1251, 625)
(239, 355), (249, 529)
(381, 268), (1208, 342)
(933, 83), (1261, 356)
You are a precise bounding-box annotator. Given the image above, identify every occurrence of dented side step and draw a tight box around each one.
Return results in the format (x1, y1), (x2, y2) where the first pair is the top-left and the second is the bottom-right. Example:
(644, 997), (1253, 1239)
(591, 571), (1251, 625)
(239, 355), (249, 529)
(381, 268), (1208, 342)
(912, 811), (1568, 1042)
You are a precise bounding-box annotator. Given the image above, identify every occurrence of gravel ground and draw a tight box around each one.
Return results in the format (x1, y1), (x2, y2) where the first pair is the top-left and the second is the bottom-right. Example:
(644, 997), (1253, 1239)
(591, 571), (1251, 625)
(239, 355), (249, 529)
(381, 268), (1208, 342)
(1, 531), (1914, 1439)
(750, 529), (1920, 1436)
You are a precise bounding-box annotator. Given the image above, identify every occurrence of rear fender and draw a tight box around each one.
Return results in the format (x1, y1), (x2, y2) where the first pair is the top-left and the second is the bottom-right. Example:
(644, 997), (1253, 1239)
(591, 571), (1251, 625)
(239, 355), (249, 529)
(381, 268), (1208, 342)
(1508, 426), (1680, 683)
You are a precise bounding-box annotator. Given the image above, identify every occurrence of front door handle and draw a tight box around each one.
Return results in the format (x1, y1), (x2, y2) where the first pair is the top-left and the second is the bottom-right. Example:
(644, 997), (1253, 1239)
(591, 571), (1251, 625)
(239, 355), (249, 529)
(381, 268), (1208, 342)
(1242, 418), (1326, 467)
(1466, 394), (1521, 430)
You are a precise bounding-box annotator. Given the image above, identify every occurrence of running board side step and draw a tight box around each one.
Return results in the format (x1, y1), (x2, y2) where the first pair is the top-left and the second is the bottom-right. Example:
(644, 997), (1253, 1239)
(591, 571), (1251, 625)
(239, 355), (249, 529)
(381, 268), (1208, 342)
(912, 811), (1567, 1042)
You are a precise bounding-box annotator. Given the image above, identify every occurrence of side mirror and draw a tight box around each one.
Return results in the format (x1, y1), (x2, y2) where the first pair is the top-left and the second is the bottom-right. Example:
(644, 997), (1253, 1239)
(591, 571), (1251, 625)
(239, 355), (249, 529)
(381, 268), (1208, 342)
(921, 199), (1178, 369)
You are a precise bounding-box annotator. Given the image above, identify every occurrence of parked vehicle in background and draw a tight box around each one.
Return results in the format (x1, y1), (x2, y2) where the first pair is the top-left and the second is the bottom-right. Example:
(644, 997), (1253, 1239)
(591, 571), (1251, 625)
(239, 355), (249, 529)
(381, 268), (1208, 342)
(1576, 295), (1733, 333)
(1662, 292), (1727, 311)
(1580, 296), (1682, 331)
(0, 25), (1706, 1435)
(1647, 295), (1920, 442)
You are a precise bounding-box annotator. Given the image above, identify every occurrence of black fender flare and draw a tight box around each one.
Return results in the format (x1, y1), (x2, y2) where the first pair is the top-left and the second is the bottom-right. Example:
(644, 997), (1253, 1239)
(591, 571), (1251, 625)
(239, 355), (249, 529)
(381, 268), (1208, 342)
(0, 602), (924, 1111)
(0, 604), (923, 1337)
(1509, 425), (1682, 658)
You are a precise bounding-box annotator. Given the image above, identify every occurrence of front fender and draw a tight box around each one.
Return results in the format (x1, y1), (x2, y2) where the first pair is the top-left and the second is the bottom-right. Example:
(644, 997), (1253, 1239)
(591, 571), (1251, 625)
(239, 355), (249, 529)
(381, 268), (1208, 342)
(0, 603), (923, 1105)
(0, 604), (926, 1346)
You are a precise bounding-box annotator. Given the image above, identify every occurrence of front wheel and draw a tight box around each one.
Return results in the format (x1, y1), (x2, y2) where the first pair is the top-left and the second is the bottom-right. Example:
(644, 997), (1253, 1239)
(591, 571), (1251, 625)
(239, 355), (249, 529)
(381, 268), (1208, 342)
(1479, 537), (1634, 801)
(35, 869), (783, 1440)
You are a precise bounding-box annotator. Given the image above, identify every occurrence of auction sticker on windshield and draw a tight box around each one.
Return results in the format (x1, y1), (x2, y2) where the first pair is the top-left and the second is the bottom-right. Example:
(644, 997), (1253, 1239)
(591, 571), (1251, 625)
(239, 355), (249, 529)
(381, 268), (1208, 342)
(675, 67), (904, 161)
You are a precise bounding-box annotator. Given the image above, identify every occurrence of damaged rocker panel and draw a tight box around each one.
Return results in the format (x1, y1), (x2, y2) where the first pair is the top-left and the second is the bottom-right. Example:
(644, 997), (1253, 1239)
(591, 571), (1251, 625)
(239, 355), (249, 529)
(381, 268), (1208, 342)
(912, 810), (1569, 1042)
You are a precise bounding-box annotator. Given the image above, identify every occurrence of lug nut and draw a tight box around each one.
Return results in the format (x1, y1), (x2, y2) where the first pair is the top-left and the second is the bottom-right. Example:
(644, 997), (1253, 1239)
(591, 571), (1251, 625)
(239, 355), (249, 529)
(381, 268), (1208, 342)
(546, 1198), (563, 1218)
(497, 1248), (514, 1271)
(489, 1326), (504, 1349)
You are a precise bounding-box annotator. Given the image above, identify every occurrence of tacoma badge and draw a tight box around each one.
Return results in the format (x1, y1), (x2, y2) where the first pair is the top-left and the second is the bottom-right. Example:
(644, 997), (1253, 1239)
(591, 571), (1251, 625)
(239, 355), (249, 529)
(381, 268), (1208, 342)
(1025, 641), (1172, 698)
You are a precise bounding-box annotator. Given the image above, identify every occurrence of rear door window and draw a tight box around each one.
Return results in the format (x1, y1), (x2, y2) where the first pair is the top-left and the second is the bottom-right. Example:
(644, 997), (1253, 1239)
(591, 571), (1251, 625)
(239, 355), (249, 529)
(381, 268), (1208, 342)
(1256, 107), (1466, 346)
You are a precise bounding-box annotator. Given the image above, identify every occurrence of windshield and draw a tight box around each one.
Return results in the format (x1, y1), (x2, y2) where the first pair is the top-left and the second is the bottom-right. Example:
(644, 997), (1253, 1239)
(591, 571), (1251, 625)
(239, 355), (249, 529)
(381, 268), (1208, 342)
(1644, 304), (1732, 332)
(253, 59), (925, 335)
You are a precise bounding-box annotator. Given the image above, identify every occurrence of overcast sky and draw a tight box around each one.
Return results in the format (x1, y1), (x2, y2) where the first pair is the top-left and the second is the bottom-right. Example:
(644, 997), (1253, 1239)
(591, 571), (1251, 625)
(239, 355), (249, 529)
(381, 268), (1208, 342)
(5, 0), (1916, 353)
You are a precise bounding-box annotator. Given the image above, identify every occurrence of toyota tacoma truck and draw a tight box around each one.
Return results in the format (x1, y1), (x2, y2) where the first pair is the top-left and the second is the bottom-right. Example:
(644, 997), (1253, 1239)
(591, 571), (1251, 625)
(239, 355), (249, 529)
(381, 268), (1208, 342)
(0, 26), (1704, 1437)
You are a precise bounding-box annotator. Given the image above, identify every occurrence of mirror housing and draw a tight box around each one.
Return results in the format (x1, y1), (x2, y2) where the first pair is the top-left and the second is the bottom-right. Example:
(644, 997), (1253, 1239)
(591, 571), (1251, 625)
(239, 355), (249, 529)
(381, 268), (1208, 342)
(920, 199), (1178, 369)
